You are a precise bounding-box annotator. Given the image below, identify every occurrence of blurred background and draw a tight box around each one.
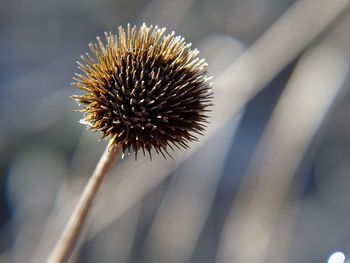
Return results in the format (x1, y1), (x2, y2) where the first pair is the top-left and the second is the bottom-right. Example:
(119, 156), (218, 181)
(1, 0), (350, 262)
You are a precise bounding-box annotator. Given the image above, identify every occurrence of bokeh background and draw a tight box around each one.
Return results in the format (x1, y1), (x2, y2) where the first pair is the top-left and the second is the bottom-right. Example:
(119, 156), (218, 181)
(1, 0), (350, 262)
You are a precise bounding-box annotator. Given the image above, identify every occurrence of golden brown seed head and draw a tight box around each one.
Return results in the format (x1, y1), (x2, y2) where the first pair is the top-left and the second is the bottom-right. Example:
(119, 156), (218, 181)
(72, 24), (213, 159)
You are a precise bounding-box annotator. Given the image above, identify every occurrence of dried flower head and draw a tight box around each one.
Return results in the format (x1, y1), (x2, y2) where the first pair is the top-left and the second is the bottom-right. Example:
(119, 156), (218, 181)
(72, 24), (213, 159)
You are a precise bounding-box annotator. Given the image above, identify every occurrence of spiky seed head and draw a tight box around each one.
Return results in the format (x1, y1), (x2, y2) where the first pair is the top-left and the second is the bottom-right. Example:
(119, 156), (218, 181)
(72, 24), (213, 159)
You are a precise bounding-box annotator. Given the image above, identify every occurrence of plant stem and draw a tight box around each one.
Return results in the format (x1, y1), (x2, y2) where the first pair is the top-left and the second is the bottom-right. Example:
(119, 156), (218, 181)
(47, 142), (120, 263)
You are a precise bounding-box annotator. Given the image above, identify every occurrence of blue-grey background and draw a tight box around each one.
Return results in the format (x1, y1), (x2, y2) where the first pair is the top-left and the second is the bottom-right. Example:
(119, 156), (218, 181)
(1, 0), (350, 262)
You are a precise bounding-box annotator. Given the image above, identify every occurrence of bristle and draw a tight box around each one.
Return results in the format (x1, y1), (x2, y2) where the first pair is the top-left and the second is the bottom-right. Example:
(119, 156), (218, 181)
(72, 24), (213, 158)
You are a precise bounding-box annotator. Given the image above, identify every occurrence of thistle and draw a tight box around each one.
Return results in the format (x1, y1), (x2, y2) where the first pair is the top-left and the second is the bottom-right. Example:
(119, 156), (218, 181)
(73, 23), (213, 159)
(48, 24), (213, 263)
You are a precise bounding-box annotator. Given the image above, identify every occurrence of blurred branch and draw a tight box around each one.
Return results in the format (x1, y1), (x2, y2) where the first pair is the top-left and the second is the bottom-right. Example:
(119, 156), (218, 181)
(216, 45), (349, 263)
(142, 116), (241, 263)
(215, 0), (350, 120)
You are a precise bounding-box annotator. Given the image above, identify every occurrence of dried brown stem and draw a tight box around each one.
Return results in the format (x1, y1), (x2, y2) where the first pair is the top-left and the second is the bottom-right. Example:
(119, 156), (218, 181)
(46, 142), (120, 263)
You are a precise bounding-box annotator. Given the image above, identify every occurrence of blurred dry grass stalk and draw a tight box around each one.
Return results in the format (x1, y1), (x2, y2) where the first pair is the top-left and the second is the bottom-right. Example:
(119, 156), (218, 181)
(30, 0), (350, 262)
(216, 45), (348, 263)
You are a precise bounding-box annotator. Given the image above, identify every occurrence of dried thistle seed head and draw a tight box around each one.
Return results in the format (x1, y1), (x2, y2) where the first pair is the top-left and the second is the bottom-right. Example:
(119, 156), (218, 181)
(72, 24), (213, 159)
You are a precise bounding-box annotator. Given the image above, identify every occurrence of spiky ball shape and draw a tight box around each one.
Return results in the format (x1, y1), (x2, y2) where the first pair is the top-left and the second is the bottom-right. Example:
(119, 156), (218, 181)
(72, 24), (213, 159)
